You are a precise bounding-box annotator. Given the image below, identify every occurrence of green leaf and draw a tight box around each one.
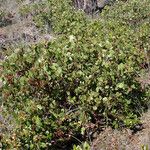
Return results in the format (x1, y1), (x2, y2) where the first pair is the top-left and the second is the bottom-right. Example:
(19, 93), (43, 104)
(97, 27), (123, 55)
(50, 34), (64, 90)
(117, 82), (125, 89)
(93, 106), (97, 111)
(34, 116), (42, 127)
(37, 105), (43, 110)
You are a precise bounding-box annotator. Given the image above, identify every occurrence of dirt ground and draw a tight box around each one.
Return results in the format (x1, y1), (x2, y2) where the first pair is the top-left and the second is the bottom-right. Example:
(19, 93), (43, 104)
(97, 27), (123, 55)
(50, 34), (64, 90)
(0, 0), (52, 53)
(92, 109), (150, 150)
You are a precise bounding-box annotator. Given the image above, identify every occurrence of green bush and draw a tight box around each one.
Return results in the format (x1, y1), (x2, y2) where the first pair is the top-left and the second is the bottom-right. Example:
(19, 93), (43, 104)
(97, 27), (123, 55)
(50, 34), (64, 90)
(0, 0), (149, 149)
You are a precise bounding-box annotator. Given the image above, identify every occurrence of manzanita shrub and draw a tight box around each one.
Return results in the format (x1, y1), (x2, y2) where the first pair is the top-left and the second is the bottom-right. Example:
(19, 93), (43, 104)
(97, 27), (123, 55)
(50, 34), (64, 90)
(0, 0), (149, 149)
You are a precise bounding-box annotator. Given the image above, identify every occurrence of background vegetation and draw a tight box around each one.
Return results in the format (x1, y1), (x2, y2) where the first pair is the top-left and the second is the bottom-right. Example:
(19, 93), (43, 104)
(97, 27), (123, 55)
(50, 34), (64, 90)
(0, 0), (150, 149)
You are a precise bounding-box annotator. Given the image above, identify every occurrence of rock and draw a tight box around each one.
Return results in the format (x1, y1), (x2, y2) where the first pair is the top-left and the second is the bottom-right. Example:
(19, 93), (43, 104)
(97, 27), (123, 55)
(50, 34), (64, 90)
(73, 0), (97, 14)
(73, 0), (112, 14)
(98, 0), (111, 9)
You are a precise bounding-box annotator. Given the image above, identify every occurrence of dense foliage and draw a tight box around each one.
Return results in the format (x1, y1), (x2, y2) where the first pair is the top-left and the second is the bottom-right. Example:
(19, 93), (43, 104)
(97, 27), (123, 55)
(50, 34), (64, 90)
(0, 0), (149, 149)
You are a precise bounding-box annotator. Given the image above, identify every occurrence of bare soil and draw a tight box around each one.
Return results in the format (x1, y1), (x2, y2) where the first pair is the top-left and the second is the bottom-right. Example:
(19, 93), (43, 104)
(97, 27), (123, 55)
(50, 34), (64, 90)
(0, 0), (52, 54)
(92, 109), (150, 150)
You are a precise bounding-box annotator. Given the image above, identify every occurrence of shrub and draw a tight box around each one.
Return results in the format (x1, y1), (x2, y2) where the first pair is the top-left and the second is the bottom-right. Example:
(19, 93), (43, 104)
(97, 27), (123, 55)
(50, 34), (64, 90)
(0, 0), (149, 149)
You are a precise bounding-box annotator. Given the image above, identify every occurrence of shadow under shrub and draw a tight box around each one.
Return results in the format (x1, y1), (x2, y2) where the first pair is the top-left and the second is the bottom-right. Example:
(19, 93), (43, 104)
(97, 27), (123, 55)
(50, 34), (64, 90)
(0, 0), (149, 149)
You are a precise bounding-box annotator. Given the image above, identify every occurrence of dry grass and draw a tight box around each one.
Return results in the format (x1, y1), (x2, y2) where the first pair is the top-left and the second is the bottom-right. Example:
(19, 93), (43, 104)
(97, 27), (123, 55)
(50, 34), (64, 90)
(0, 0), (52, 50)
